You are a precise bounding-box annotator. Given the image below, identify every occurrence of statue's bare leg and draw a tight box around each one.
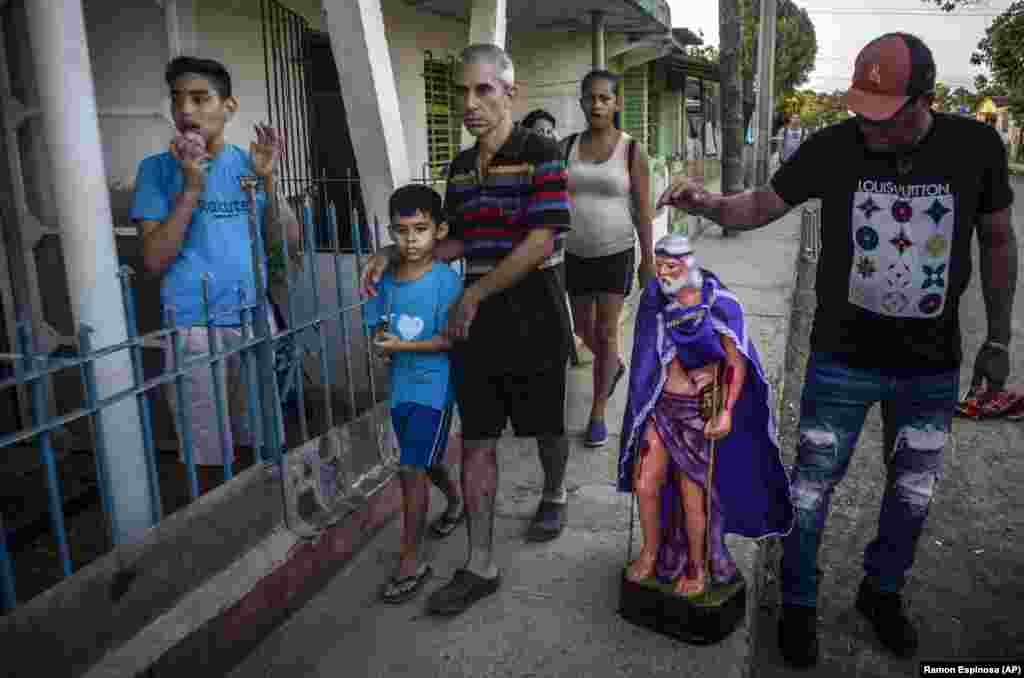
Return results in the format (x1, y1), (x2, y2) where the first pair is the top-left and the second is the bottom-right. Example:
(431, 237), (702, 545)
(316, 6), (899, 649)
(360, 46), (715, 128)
(675, 471), (707, 595)
(627, 421), (668, 582)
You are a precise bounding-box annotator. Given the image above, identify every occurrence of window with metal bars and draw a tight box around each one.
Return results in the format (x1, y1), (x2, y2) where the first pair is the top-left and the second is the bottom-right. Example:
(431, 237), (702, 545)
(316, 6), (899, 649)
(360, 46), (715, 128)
(647, 63), (660, 158)
(423, 53), (462, 181)
(622, 65), (647, 149)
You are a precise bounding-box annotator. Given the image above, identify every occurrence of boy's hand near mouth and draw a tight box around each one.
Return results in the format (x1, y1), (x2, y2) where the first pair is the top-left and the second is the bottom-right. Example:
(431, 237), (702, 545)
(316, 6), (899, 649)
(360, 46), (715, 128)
(169, 129), (210, 192)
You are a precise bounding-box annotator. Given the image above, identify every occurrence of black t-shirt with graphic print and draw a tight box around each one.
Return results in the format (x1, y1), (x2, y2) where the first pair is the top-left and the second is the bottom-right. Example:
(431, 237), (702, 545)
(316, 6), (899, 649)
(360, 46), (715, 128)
(771, 113), (1014, 374)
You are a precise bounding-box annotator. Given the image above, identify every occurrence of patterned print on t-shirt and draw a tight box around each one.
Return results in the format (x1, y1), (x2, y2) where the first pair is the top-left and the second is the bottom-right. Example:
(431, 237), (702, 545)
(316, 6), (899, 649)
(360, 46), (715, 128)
(848, 179), (955, 319)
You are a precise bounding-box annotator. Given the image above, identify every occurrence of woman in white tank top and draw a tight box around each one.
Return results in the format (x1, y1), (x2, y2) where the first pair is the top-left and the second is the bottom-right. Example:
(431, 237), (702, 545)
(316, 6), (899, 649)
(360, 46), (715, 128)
(561, 70), (656, 448)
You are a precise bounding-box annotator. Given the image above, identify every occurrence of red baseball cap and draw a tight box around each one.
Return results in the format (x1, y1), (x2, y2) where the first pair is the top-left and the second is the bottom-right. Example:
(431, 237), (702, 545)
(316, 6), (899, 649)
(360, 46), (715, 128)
(843, 33), (936, 122)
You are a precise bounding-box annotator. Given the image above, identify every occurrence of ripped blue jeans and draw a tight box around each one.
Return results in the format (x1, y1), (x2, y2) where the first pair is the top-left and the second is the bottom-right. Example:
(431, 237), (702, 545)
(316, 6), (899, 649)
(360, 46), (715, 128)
(780, 352), (958, 608)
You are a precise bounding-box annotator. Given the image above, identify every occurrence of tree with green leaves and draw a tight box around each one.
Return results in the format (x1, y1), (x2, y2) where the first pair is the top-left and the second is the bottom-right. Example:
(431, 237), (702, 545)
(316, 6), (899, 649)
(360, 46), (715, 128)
(685, 44), (720, 63)
(740, 0), (819, 109)
(949, 86), (980, 114)
(929, 0), (1024, 130)
(974, 74), (1008, 98)
(683, 0), (817, 128)
(780, 88), (850, 130)
(923, 0), (1006, 13)
(933, 82), (952, 112)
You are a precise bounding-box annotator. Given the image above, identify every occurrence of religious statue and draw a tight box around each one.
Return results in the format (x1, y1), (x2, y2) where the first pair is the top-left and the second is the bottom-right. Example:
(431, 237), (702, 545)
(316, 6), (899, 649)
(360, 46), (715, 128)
(616, 234), (794, 643)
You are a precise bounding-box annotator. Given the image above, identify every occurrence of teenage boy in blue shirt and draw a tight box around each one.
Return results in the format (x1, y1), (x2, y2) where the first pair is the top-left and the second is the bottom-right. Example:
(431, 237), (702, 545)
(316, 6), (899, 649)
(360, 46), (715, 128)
(364, 184), (465, 603)
(131, 56), (301, 494)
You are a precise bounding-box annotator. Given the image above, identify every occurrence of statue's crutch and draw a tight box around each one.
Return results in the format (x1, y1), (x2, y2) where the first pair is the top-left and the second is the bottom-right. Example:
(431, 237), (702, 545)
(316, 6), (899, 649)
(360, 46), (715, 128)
(703, 362), (723, 580)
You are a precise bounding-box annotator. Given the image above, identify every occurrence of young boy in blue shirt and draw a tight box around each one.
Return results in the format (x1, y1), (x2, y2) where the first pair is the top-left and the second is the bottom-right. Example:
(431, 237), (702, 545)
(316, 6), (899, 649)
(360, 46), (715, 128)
(364, 184), (465, 603)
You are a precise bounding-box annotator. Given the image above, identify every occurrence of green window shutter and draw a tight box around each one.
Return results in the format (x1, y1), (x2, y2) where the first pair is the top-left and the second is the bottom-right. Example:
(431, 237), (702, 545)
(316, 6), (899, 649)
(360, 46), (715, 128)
(622, 66), (647, 148)
(424, 54), (460, 180)
(647, 63), (660, 157)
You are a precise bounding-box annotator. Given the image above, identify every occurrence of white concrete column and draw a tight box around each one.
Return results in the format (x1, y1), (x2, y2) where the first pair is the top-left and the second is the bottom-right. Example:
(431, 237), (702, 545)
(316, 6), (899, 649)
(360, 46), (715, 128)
(25, 0), (154, 544)
(468, 0), (507, 47)
(322, 0), (410, 241)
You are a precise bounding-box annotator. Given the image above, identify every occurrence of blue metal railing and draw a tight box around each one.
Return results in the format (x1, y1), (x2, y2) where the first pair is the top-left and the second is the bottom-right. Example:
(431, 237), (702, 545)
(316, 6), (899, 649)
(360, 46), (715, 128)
(0, 176), (390, 615)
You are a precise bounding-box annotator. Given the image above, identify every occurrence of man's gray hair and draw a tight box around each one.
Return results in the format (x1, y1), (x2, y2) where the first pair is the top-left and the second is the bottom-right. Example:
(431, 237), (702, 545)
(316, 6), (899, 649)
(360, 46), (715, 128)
(459, 44), (515, 88)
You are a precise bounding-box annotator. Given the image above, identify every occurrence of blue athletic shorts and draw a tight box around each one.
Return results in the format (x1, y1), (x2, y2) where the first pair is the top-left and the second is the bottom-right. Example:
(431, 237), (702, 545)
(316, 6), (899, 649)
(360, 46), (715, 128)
(391, 401), (454, 468)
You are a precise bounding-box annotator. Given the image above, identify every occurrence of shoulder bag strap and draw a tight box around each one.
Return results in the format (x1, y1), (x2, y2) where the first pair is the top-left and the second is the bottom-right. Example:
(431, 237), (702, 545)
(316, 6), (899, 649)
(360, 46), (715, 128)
(563, 133), (579, 167)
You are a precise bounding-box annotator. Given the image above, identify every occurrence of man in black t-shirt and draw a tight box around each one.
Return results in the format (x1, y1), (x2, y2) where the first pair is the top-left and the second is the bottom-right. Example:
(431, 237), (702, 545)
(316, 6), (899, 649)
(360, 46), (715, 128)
(657, 33), (1016, 667)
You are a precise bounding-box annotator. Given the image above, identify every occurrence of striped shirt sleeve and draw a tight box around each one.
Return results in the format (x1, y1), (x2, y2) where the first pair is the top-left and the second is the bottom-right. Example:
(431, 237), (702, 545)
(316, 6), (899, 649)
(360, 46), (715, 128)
(524, 151), (571, 234)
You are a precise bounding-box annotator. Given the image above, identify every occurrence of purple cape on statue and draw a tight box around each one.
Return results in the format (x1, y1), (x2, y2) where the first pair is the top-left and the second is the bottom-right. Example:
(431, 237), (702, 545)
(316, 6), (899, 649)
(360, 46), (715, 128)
(617, 272), (794, 541)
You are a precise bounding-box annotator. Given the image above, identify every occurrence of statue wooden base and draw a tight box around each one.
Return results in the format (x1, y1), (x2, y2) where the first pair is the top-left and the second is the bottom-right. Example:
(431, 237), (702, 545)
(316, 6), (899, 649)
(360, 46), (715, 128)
(618, 568), (746, 645)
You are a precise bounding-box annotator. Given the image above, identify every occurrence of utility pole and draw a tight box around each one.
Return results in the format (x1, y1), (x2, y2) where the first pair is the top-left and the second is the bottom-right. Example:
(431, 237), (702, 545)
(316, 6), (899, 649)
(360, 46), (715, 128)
(591, 11), (606, 69)
(753, 0), (777, 186)
(719, 0), (745, 210)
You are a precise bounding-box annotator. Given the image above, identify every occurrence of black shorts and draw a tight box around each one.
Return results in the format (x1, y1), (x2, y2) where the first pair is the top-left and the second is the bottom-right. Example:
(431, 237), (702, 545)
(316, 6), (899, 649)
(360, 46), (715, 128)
(565, 248), (635, 297)
(453, 362), (567, 441)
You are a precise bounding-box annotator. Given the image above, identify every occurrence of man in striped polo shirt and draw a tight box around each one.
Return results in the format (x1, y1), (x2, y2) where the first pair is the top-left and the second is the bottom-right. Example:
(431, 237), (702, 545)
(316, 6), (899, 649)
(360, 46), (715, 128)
(362, 44), (573, 616)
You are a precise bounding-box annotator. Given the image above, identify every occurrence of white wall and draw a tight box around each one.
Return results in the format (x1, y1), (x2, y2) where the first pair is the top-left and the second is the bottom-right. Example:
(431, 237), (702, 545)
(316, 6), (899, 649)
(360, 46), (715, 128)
(50, 0), (652, 200)
(91, 14), (177, 195)
(91, 0), (322, 193)
(200, 0), (469, 189)
(509, 30), (629, 139)
(380, 0), (469, 183)
(193, 1), (283, 160)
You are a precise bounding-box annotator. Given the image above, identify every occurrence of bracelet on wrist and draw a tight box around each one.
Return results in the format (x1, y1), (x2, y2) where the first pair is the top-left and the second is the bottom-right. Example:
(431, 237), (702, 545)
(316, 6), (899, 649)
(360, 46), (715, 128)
(984, 340), (1009, 353)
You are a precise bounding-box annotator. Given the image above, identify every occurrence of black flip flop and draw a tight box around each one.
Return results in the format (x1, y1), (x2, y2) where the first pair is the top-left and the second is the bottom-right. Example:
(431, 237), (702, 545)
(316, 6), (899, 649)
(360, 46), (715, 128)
(380, 564), (432, 604)
(429, 508), (466, 538)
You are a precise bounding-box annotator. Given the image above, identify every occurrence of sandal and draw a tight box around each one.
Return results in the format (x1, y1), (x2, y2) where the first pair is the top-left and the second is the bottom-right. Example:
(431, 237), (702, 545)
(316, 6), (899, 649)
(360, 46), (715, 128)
(956, 384), (988, 419)
(425, 568), (501, 616)
(1006, 387), (1024, 420)
(525, 500), (567, 542)
(959, 384), (1024, 419)
(429, 506), (465, 539)
(380, 564), (432, 604)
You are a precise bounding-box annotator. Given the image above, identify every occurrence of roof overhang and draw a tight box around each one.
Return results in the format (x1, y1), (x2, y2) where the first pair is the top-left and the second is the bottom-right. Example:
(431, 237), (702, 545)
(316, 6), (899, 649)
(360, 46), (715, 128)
(664, 53), (719, 83)
(404, 0), (671, 34)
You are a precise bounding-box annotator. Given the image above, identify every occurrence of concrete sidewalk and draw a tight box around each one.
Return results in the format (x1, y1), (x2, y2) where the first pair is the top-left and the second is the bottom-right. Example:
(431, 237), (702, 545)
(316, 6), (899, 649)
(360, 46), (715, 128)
(227, 211), (803, 678)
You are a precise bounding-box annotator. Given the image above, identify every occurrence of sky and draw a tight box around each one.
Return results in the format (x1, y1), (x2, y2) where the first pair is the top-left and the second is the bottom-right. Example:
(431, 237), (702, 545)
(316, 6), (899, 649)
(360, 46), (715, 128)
(667, 0), (1005, 94)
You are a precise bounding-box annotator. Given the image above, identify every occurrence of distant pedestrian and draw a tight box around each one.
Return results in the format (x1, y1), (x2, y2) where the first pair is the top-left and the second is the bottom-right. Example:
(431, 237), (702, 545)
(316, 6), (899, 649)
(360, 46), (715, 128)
(364, 184), (464, 604)
(658, 32), (1016, 667)
(560, 69), (656, 447)
(522, 108), (557, 140)
(779, 114), (806, 164)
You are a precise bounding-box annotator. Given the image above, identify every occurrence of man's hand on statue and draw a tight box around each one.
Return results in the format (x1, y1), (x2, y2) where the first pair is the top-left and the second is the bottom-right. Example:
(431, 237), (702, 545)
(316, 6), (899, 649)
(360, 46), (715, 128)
(656, 177), (716, 214)
(360, 253), (391, 297)
(445, 287), (482, 342)
(704, 410), (732, 440)
(251, 123), (285, 180)
(169, 134), (209, 192)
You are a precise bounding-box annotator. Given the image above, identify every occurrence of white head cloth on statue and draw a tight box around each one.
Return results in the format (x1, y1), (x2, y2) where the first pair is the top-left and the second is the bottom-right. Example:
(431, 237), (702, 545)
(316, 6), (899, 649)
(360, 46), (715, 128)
(655, 234), (703, 293)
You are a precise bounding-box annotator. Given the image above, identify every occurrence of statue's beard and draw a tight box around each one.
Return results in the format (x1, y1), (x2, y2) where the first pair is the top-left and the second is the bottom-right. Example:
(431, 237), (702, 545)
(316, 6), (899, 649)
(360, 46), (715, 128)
(659, 269), (703, 296)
